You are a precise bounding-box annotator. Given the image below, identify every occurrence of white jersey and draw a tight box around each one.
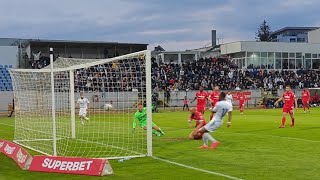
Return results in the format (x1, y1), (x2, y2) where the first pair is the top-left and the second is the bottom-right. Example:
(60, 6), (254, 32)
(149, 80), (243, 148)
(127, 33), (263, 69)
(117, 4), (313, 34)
(226, 94), (233, 104)
(77, 98), (89, 109)
(211, 101), (232, 122)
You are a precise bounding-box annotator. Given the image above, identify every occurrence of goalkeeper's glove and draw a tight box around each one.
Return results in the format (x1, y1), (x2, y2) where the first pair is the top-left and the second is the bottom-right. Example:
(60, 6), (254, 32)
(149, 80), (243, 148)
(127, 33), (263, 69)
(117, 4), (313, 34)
(132, 128), (135, 134)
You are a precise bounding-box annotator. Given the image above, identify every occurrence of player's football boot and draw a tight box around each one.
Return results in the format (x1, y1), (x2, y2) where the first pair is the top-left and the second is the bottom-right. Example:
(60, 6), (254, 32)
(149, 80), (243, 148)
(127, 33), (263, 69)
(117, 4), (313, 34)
(210, 141), (220, 150)
(159, 130), (165, 135)
(199, 145), (208, 149)
(279, 125), (284, 128)
(290, 124), (294, 127)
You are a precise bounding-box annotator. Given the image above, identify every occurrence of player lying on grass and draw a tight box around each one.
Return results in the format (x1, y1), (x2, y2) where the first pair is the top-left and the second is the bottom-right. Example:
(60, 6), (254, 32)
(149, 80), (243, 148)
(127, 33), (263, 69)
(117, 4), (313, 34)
(77, 92), (90, 125)
(132, 103), (165, 136)
(188, 107), (206, 140)
(274, 85), (298, 128)
(198, 92), (232, 150)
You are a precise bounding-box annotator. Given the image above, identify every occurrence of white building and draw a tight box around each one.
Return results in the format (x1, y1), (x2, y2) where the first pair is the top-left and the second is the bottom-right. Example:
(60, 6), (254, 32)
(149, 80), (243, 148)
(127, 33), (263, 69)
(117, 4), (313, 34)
(220, 41), (320, 70)
(155, 51), (200, 64)
(308, 28), (320, 43)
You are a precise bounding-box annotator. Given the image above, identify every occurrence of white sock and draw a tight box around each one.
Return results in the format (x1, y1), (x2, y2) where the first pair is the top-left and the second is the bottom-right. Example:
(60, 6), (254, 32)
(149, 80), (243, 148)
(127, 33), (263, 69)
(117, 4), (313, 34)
(203, 133), (216, 146)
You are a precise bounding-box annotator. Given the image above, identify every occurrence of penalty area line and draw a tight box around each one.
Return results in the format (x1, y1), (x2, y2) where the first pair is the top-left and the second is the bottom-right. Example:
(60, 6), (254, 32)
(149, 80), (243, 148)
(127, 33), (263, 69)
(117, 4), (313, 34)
(152, 156), (244, 180)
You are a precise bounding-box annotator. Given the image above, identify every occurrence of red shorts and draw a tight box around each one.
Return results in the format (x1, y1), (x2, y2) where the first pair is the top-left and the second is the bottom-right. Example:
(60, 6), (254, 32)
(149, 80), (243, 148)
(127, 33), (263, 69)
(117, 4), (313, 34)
(302, 100), (309, 105)
(283, 107), (294, 114)
(196, 106), (205, 113)
(239, 103), (245, 109)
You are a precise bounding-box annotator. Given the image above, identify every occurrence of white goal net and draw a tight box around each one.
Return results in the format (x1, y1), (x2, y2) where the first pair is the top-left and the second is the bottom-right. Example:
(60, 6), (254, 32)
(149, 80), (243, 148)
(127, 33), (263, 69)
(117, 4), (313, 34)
(9, 50), (153, 159)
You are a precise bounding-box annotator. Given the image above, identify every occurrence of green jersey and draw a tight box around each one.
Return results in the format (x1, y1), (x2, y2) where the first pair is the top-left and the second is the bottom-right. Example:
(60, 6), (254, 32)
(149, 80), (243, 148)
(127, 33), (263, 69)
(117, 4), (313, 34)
(133, 108), (147, 128)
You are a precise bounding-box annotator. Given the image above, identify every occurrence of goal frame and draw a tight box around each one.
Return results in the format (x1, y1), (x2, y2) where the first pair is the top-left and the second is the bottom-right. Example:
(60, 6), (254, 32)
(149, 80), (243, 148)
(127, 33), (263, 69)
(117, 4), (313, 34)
(10, 49), (153, 158)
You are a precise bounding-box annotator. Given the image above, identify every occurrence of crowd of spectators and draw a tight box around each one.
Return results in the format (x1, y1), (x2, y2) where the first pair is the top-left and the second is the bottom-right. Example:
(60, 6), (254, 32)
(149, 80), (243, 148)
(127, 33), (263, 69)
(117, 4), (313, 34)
(31, 54), (320, 94)
(151, 57), (320, 91)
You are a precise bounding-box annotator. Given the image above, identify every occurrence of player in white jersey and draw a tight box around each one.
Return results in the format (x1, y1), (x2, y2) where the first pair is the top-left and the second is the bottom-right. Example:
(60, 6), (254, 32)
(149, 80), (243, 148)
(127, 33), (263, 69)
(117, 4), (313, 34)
(198, 92), (232, 150)
(225, 91), (233, 111)
(77, 92), (90, 125)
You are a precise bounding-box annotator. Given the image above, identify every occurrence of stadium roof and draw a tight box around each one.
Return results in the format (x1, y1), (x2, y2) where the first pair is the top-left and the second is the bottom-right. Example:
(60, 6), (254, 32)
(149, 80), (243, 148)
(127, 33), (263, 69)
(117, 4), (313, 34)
(0, 38), (148, 47)
(271, 27), (320, 36)
(28, 39), (148, 47)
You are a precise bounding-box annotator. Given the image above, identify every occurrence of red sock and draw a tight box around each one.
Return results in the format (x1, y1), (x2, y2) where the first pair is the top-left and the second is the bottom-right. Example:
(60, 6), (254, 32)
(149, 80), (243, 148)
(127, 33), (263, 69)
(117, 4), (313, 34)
(282, 117), (286, 126)
(291, 118), (295, 125)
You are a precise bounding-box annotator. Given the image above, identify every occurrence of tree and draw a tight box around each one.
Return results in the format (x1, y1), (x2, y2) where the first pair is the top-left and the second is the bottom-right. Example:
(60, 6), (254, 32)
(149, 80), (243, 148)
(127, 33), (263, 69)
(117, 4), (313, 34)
(256, 20), (272, 42)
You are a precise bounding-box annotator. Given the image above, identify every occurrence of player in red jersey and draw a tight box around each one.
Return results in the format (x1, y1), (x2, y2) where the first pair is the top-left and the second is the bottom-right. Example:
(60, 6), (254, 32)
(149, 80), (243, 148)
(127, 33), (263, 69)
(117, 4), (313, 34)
(301, 88), (310, 113)
(188, 107), (206, 140)
(191, 86), (209, 114)
(209, 86), (221, 120)
(237, 91), (246, 115)
(274, 85), (298, 128)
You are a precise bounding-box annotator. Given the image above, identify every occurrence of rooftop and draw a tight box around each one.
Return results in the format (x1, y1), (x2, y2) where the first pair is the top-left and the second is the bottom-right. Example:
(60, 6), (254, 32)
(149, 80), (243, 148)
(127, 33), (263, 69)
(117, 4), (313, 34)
(271, 27), (319, 36)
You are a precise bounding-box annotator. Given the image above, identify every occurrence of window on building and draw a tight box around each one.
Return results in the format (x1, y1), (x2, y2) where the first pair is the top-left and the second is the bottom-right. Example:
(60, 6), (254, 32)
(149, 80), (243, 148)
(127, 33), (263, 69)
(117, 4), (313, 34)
(282, 52), (288, 58)
(268, 52), (274, 69)
(290, 38), (296, 42)
(312, 54), (318, 58)
(296, 59), (302, 69)
(306, 59), (312, 69)
(305, 53), (311, 58)
(296, 53), (302, 58)
(312, 59), (320, 69)
(276, 58), (281, 69)
(289, 59), (295, 69)
(282, 59), (289, 69)
(297, 38), (305, 42)
(289, 53), (295, 58)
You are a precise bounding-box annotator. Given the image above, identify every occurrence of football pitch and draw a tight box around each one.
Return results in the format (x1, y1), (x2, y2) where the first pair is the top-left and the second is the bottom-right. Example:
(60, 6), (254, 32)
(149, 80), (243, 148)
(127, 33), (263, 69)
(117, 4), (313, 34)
(1, 108), (320, 180)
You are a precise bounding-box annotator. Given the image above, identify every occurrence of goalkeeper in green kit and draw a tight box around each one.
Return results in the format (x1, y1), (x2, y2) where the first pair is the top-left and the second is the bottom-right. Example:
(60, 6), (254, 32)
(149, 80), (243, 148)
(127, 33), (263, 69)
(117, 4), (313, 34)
(132, 103), (165, 136)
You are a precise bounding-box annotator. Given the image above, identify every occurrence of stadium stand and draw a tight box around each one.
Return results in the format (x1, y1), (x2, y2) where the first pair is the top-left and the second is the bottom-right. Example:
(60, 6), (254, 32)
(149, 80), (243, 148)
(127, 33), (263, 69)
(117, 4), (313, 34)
(0, 65), (13, 91)
(151, 57), (320, 91)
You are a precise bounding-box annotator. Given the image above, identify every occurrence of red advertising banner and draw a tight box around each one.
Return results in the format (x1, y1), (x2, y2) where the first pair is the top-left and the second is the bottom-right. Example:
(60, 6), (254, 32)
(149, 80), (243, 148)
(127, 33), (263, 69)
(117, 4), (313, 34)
(0, 139), (32, 170)
(28, 156), (113, 176)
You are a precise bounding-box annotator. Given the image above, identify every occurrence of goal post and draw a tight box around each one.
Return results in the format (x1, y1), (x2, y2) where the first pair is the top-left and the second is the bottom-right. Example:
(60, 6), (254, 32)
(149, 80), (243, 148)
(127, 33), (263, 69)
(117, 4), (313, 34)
(9, 50), (152, 159)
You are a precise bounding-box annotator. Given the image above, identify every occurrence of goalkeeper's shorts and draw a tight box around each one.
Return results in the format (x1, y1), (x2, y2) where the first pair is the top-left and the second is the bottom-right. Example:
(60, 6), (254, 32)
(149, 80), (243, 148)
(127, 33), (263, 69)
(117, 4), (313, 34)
(141, 122), (157, 128)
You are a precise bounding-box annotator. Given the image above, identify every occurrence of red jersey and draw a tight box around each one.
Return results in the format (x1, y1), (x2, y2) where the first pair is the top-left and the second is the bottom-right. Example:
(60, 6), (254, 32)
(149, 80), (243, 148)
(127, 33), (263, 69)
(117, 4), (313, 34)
(210, 91), (220, 105)
(237, 94), (246, 104)
(190, 111), (206, 126)
(196, 91), (208, 107)
(302, 90), (310, 101)
(282, 91), (296, 109)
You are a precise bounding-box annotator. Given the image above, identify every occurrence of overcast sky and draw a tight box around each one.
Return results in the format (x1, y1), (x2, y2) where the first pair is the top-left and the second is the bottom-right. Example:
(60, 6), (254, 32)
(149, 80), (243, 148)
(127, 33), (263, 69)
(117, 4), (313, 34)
(0, 0), (319, 50)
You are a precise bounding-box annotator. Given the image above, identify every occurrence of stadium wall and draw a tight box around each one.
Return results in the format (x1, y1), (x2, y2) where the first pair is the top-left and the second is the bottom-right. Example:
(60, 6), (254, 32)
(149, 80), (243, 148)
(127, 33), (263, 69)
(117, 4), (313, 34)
(0, 46), (18, 67)
(0, 91), (13, 114)
(0, 89), (306, 114)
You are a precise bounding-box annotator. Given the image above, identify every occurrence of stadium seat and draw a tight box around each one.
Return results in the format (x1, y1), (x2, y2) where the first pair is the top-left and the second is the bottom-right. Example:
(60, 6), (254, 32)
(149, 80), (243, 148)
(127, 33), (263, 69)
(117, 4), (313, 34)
(8, 65), (13, 68)
(0, 65), (3, 68)
(4, 65), (8, 68)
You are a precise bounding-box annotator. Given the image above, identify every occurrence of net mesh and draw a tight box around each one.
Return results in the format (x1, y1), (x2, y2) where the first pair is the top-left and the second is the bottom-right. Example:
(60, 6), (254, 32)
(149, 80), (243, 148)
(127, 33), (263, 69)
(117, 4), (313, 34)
(10, 51), (149, 159)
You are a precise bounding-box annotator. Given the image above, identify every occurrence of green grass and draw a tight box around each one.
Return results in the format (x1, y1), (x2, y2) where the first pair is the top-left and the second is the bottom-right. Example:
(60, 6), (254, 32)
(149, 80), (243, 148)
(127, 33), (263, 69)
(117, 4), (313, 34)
(1, 108), (320, 180)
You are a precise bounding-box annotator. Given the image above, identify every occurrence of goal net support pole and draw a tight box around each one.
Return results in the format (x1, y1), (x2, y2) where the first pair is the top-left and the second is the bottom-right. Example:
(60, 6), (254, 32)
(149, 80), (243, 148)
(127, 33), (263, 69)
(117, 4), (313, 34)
(50, 48), (57, 156)
(145, 50), (152, 157)
(70, 69), (76, 139)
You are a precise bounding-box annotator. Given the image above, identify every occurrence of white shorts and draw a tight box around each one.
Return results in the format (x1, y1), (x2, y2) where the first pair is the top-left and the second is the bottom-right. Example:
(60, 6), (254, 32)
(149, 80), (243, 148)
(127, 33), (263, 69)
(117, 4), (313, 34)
(79, 108), (87, 116)
(203, 119), (222, 132)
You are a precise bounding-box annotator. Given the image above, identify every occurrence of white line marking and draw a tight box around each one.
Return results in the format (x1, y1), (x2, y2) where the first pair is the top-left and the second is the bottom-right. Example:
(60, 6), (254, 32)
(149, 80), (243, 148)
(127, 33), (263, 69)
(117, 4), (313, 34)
(152, 156), (244, 180)
(0, 122), (14, 127)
